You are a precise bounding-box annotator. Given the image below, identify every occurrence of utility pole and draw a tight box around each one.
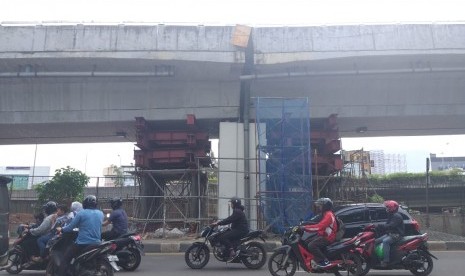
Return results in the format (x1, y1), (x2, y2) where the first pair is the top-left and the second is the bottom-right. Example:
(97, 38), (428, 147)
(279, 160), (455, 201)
(426, 158), (430, 228)
(234, 25), (254, 219)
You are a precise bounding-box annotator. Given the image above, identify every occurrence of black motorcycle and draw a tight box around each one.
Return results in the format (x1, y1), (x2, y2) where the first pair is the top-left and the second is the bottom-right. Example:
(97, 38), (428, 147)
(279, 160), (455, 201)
(184, 225), (267, 269)
(0, 232), (50, 274)
(45, 232), (118, 276)
(106, 232), (144, 271)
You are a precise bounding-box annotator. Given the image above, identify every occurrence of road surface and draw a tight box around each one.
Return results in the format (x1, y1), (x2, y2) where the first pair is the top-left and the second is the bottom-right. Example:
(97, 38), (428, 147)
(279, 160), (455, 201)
(1, 251), (463, 276)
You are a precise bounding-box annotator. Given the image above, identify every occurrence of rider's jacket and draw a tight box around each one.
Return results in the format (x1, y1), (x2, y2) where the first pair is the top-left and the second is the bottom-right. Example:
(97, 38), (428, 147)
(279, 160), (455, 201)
(108, 208), (128, 235)
(382, 212), (405, 236)
(62, 209), (104, 245)
(217, 206), (248, 232)
(302, 211), (337, 243)
(29, 214), (55, 236)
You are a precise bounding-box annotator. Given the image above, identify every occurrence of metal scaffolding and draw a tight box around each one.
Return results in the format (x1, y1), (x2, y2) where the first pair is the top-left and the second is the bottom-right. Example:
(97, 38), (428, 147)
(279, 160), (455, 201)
(255, 97), (313, 233)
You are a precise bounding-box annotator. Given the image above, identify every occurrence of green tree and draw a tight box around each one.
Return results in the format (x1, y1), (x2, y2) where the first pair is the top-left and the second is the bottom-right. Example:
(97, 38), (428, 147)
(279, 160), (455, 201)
(368, 194), (384, 203)
(110, 165), (124, 187)
(35, 166), (89, 205)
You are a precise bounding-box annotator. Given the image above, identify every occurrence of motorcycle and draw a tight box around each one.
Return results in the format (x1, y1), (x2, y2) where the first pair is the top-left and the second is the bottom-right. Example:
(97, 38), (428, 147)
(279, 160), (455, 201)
(184, 225), (267, 269)
(268, 226), (363, 276)
(0, 232), (49, 274)
(45, 231), (119, 276)
(354, 224), (437, 276)
(106, 232), (144, 271)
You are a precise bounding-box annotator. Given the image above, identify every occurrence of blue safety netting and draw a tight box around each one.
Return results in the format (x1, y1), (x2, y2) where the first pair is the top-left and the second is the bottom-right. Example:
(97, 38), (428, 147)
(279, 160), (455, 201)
(255, 97), (313, 233)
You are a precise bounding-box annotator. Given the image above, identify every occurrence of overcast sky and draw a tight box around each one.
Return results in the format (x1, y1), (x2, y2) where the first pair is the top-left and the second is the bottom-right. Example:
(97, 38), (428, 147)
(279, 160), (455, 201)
(1, 0), (465, 177)
(1, 0), (464, 25)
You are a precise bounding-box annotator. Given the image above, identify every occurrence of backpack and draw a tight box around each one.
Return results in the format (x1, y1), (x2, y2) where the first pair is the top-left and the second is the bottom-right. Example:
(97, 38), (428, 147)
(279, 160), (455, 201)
(333, 216), (346, 241)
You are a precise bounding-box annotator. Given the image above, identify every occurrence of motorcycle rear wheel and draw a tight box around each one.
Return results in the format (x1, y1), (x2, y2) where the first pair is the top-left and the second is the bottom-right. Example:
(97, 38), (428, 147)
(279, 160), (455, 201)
(408, 250), (433, 276)
(184, 244), (210, 269)
(93, 259), (114, 276)
(241, 242), (267, 269)
(6, 252), (23, 274)
(119, 248), (142, 271)
(333, 252), (363, 276)
(45, 261), (58, 276)
(268, 251), (297, 276)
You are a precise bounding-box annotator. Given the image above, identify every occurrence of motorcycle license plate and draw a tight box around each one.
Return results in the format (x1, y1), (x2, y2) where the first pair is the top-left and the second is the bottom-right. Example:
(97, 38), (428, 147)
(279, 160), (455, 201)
(108, 255), (119, 262)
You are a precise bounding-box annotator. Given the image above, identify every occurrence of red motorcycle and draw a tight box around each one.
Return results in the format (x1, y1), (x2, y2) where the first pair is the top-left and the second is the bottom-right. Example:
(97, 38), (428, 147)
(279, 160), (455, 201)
(268, 226), (362, 276)
(354, 224), (437, 276)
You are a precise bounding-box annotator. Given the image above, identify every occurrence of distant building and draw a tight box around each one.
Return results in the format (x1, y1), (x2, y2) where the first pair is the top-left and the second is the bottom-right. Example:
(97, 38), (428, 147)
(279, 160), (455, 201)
(0, 166), (50, 189)
(370, 150), (407, 175)
(342, 150), (372, 176)
(102, 165), (135, 187)
(430, 153), (465, 171)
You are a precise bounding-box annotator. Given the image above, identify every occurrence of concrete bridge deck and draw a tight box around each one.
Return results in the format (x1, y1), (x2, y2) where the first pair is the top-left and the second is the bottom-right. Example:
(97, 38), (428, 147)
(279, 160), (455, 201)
(1, 23), (465, 144)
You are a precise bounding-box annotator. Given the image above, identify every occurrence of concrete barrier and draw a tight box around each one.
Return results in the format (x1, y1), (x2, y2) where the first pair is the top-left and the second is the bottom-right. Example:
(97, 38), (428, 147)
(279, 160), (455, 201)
(427, 241), (447, 251)
(445, 241), (465, 251)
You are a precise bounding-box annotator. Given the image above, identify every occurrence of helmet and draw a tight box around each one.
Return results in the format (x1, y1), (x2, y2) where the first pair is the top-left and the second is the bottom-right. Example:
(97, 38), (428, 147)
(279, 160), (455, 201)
(83, 195), (98, 209)
(110, 197), (123, 210)
(314, 198), (333, 212)
(229, 197), (241, 208)
(43, 201), (57, 215)
(384, 200), (399, 213)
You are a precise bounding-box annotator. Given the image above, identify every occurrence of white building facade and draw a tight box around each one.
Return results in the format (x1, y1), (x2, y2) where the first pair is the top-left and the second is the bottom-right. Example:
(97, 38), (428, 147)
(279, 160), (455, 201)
(369, 150), (407, 175)
(0, 166), (50, 189)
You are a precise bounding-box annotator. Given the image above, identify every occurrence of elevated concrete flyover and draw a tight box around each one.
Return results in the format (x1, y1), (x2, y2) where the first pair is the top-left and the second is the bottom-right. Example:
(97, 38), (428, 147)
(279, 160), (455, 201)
(1, 23), (465, 144)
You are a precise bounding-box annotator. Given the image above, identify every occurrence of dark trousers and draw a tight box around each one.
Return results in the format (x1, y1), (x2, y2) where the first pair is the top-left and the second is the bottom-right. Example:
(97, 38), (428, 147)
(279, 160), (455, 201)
(101, 229), (120, 241)
(21, 235), (40, 257)
(219, 228), (248, 252)
(58, 243), (87, 276)
(307, 237), (330, 262)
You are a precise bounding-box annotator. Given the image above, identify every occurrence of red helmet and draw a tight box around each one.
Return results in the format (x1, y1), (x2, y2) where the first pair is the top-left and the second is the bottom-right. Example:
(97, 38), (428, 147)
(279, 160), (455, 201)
(384, 200), (399, 213)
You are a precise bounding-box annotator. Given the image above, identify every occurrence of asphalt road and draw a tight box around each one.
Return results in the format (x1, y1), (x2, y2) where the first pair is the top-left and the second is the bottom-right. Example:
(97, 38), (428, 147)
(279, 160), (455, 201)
(2, 251), (464, 276)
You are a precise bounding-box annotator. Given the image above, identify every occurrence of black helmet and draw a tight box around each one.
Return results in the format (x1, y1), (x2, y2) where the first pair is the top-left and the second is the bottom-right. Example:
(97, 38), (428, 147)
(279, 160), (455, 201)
(229, 197), (241, 208)
(110, 197), (123, 210)
(314, 197), (333, 212)
(43, 201), (58, 215)
(83, 195), (98, 209)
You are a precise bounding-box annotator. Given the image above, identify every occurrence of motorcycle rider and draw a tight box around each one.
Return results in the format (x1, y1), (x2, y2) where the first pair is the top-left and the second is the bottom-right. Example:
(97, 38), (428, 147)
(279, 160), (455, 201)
(68, 201), (83, 221)
(56, 195), (104, 276)
(375, 200), (405, 267)
(102, 197), (128, 240)
(16, 212), (44, 237)
(212, 197), (248, 259)
(21, 201), (57, 258)
(301, 197), (337, 268)
(34, 204), (71, 262)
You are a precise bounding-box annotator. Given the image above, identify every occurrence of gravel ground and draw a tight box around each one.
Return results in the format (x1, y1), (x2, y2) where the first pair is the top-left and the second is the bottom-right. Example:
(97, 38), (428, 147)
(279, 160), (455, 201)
(424, 229), (465, 241)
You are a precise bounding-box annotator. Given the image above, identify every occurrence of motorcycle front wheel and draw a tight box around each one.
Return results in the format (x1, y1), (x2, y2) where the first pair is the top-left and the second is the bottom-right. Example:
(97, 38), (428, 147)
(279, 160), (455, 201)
(6, 252), (23, 275)
(241, 242), (267, 269)
(408, 250), (433, 276)
(268, 250), (297, 276)
(184, 244), (210, 269)
(119, 248), (142, 271)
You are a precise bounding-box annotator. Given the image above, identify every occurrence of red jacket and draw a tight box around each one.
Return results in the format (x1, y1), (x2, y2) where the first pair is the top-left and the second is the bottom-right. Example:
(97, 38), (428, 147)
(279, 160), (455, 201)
(302, 211), (337, 243)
